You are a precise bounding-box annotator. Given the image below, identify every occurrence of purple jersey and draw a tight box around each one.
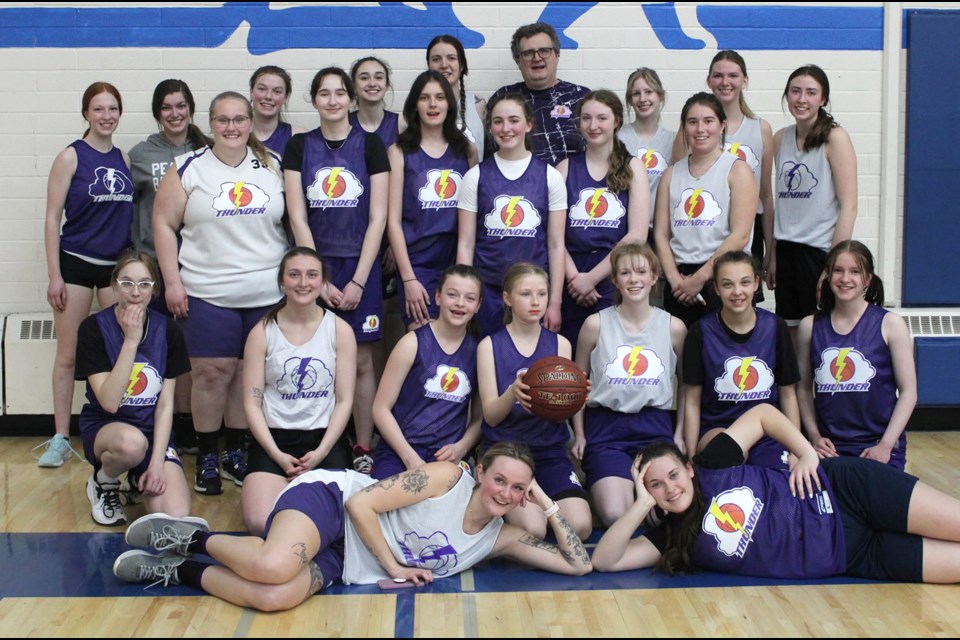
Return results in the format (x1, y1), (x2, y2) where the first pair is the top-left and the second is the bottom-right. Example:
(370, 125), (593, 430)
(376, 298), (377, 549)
(262, 122), (293, 157)
(564, 152), (629, 258)
(693, 463), (845, 578)
(481, 327), (567, 447)
(300, 126), (372, 258)
(61, 140), (134, 261)
(390, 325), (478, 446)
(474, 156), (550, 287)
(402, 146), (469, 270)
(810, 305), (902, 453)
(349, 110), (399, 150)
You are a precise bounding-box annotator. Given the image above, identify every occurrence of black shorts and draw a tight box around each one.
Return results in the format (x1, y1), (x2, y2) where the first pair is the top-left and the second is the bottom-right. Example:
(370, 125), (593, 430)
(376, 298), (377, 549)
(60, 250), (113, 290)
(751, 214), (765, 302)
(775, 240), (827, 323)
(822, 456), (922, 582)
(663, 262), (721, 328)
(247, 427), (351, 476)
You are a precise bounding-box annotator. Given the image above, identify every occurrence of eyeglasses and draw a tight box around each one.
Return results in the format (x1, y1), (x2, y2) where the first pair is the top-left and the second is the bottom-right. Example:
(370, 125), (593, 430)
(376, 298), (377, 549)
(518, 47), (556, 61)
(116, 279), (155, 292)
(211, 115), (251, 128)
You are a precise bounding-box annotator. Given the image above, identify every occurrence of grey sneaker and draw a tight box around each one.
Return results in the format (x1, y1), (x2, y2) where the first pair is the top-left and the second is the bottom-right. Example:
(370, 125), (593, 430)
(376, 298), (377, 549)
(113, 550), (184, 588)
(34, 434), (76, 468)
(125, 513), (210, 556)
(87, 473), (126, 527)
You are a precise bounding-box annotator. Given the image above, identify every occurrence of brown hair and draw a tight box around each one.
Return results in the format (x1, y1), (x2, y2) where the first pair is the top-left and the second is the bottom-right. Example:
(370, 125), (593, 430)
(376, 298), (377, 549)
(782, 64), (837, 151)
(625, 67), (666, 123)
(818, 240), (884, 316)
(487, 93), (534, 151)
(577, 90), (634, 193)
(262, 247), (327, 326)
(151, 79), (210, 150)
(111, 250), (160, 298)
(477, 441), (535, 475)
(609, 242), (660, 303)
(713, 250), (760, 283)
(209, 92), (274, 173)
(501, 262), (548, 324)
(249, 65), (293, 123)
(427, 34), (471, 132)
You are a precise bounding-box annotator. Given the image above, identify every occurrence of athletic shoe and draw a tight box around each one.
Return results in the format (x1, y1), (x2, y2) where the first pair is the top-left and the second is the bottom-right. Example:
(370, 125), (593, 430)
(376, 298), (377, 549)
(194, 452), (222, 495)
(113, 550), (184, 588)
(220, 448), (247, 486)
(86, 473), (127, 527)
(120, 474), (144, 506)
(352, 444), (374, 475)
(125, 513), (210, 556)
(34, 434), (76, 468)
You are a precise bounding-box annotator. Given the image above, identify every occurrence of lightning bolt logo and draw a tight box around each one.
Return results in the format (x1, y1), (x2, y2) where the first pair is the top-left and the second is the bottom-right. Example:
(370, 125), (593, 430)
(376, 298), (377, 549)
(643, 149), (656, 169)
(588, 188), (605, 219)
(232, 181), (245, 215)
(686, 189), (702, 220)
(736, 357), (755, 398)
(125, 364), (146, 400)
(709, 499), (750, 538)
(626, 346), (644, 378)
(437, 170), (452, 200)
(503, 196), (522, 228)
(833, 348), (852, 389)
(442, 367), (458, 392)
(106, 168), (117, 193)
(324, 168), (342, 207)
(729, 142), (741, 157)
(786, 164), (802, 191)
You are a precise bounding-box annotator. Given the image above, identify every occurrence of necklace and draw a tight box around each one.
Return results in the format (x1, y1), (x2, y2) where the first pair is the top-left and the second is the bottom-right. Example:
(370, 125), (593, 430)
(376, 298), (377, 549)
(688, 149), (722, 178)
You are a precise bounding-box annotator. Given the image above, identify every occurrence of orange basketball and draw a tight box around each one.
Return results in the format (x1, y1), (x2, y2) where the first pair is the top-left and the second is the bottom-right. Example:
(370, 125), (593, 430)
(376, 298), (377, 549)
(522, 356), (588, 422)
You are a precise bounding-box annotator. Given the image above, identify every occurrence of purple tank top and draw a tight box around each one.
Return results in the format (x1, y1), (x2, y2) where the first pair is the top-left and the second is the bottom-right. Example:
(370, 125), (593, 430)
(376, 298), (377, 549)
(349, 111), (399, 149)
(391, 325), (478, 446)
(61, 140), (134, 261)
(810, 305), (901, 450)
(564, 152), (629, 260)
(474, 156), (550, 287)
(401, 146), (469, 269)
(262, 121), (293, 157)
(300, 127), (372, 258)
(481, 327), (567, 447)
(693, 463), (845, 578)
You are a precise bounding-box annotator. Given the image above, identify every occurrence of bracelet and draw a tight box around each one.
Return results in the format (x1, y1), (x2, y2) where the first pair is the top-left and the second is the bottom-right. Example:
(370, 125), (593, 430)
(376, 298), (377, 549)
(402, 277), (417, 283)
(350, 279), (365, 291)
(543, 502), (560, 518)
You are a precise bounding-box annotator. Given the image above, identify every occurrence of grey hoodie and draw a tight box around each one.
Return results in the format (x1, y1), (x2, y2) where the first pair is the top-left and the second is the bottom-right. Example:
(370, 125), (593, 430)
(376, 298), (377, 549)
(129, 133), (198, 255)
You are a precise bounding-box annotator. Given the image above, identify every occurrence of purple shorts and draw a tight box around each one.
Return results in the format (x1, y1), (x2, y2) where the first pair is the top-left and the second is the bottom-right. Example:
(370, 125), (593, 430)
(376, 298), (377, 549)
(525, 442), (587, 501)
(79, 418), (182, 477)
(372, 441), (459, 480)
(180, 296), (273, 358)
(560, 251), (615, 352)
(581, 406), (673, 487)
(265, 479), (346, 588)
(397, 268), (442, 328)
(745, 435), (790, 470)
(475, 282), (505, 339)
(326, 256), (383, 342)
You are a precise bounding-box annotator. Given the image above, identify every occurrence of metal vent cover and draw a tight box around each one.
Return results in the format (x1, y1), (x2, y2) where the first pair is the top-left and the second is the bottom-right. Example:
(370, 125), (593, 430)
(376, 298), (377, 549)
(890, 309), (960, 337)
(17, 319), (56, 341)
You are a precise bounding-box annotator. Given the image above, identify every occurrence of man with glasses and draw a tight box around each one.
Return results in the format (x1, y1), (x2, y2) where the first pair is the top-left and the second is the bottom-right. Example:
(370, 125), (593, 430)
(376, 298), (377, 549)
(488, 22), (590, 165)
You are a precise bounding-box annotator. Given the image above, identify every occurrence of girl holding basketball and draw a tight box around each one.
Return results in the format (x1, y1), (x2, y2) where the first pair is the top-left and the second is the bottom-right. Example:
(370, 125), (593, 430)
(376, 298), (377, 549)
(572, 241), (686, 526)
(477, 262), (592, 540)
(371, 265), (483, 479)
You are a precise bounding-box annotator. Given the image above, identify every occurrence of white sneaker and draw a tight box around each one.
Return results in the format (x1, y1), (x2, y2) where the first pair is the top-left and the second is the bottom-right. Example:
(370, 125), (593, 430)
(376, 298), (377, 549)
(34, 434), (75, 468)
(87, 473), (126, 527)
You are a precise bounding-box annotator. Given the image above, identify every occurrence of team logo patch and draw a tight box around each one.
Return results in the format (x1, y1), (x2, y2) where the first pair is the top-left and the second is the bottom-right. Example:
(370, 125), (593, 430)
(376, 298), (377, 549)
(277, 356), (333, 401)
(638, 148), (668, 178)
(714, 356), (775, 402)
(362, 315), (380, 333)
(483, 195), (541, 238)
(398, 530), (459, 576)
(88, 166), (133, 202)
(418, 169), (462, 208)
(212, 181), (271, 216)
(602, 345), (665, 386)
(569, 187), (626, 229)
(777, 161), (819, 200)
(306, 167), (364, 208)
(424, 365), (471, 403)
(122, 363), (163, 406)
(702, 487), (764, 558)
(725, 142), (760, 172)
(814, 347), (876, 394)
(672, 187), (722, 227)
(550, 104), (572, 118)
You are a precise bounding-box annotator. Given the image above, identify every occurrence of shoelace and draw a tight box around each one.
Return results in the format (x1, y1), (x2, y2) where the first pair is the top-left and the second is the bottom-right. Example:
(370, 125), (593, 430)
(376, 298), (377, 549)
(31, 437), (82, 461)
(139, 560), (181, 589)
(149, 525), (194, 555)
(224, 450), (247, 474)
(100, 484), (124, 519)
(354, 454), (374, 474)
(198, 454), (219, 480)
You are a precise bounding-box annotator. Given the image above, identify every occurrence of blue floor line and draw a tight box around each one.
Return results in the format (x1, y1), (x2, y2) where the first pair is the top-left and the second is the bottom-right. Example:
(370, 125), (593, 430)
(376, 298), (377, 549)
(394, 590), (416, 638)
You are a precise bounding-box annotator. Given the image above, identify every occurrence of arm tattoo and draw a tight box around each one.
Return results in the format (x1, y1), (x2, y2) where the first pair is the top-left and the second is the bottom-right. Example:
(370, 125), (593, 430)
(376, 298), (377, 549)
(361, 475), (398, 493)
(252, 387), (263, 400)
(306, 561), (325, 597)
(291, 542), (309, 567)
(446, 468), (463, 492)
(554, 513), (591, 567)
(518, 534), (558, 554)
(401, 469), (429, 494)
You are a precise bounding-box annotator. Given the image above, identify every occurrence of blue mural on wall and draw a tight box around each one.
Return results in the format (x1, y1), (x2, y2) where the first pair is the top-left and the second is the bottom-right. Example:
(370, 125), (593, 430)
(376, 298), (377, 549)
(0, 2), (889, 53)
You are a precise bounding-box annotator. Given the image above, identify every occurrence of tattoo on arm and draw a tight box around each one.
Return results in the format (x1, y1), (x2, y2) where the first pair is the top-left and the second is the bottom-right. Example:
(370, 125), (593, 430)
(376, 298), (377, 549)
(555, 514), (591, 567)
(252, 387), (263, 400)
(306, 561), (325, 596)
(291, 542), (308, 567)
(446, 469), (462, 492)
(361, 475), (398, 493)
(402, 469), (429, 494)
(518, 534), (558, 554)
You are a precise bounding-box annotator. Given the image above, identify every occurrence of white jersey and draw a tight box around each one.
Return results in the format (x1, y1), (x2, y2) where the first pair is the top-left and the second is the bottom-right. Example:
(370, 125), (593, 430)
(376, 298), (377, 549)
(176, 147), (287, 307)
(668, 152), (740, 265)
(618, 125), (674, 222)
(724, 116), (763, 214)
(262, 310), (337, 431)
(774, 125), (841, 251)
(462, 90), (485, 162)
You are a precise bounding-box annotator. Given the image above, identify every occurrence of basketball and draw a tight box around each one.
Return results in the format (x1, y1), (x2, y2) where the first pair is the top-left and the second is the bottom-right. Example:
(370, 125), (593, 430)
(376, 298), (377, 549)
(522, 356), (588, 422)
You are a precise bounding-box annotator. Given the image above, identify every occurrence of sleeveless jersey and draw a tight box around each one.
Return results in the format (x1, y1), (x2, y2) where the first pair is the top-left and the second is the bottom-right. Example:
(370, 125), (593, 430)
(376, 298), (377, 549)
(775, 125), (841, 251)
(618, 126), (674, 218)
(299, 127), (372, 258)
(261, 121), (293, 157)
(342, 467), (503, 584)
(391, 324), (477, 446)
(80, 307), (169, 431)
(724, 116), (763, 214)
(176, 147), (287, 307)
(61, 140), (134, 262)
(668, 152), (739, 265)
(588, 306), (675, 412)
(564, 152), (629, 258)
(693, 463), (845, 578)
(262, 310), (337, 431)
(401, 145), (469, 270)
(481, 328), (567, 447)
(349, 110), (399, 150)
(810, 305), (900, 449)
(474, 156), (550, 286)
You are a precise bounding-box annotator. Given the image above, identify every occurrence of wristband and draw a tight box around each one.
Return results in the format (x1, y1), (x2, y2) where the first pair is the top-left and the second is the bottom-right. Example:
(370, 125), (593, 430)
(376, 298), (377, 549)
(543, 502), (560, 518)
(350, 279), (365, 291)
(403, 278), (417, 283)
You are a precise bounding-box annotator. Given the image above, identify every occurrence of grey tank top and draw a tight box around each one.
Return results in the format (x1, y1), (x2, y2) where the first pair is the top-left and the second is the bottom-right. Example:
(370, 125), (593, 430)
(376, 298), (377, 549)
(774, 125), (840, 251)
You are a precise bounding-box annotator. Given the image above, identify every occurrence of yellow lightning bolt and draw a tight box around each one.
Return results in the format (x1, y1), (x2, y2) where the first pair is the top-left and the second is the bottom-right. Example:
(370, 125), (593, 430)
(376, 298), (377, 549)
(125, 364), (146, 401)
(442, 367), (458, 392)
(834, 348), (852, 385)
(232, 181), (245, 214)
(438, 170), (452, 200)
(324, 168), (342, 206)
(737, 357), (755, 398)
(588, 188), (606, 219)
(709, 499), (749, 537)
(627, 346), (644, 378)
(504, 196), (522, 228)
(686, 188), (702, 220)
(643, 149), (655, 169)
(729, 142), (741, 157)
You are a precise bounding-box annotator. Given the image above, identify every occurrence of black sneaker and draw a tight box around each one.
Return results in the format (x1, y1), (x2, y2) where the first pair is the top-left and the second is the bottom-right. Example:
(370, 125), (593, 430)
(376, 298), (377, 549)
(220, 448), (247, 486)
(194, 452), (222, 495)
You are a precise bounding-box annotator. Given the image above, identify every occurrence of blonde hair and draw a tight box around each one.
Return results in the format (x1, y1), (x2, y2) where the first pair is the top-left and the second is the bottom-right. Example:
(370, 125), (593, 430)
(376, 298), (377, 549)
(501, 262), (548, 324)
